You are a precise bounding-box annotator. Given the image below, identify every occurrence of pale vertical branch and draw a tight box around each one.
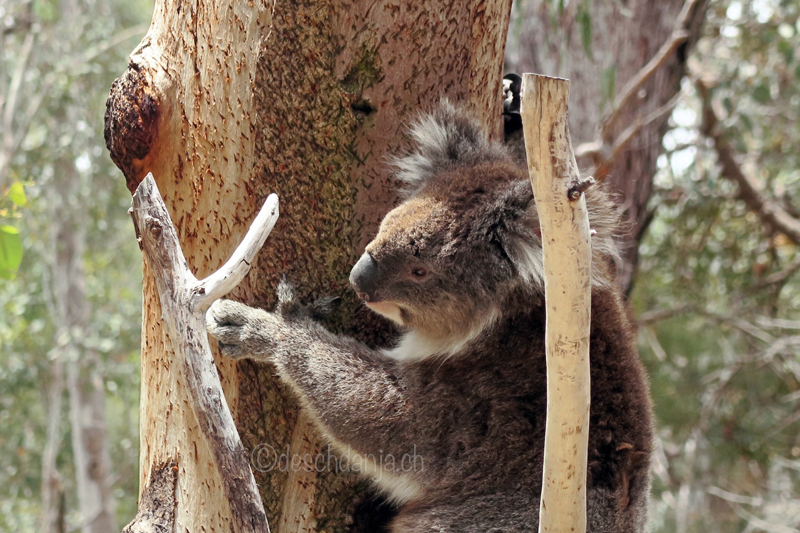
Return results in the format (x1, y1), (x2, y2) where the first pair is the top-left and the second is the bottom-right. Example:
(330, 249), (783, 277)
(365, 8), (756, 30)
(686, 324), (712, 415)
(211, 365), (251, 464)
(0, 30), (34, 188)
(521, 73), (592, 533)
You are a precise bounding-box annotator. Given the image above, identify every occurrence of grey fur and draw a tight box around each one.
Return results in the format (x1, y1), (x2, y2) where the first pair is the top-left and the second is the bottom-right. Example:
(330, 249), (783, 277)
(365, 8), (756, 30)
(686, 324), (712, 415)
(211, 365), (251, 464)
(391, 101), (509, 198)
(207, 104), (653, 532)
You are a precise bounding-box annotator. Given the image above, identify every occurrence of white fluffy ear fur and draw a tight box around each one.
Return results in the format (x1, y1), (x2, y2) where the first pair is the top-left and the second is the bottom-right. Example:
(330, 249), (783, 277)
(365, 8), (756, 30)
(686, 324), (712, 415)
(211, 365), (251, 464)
(506, 189), (622, 290)
(391, 101), (507, 194)
(507, 236), (545, 287)
(509, 234), (619, 290)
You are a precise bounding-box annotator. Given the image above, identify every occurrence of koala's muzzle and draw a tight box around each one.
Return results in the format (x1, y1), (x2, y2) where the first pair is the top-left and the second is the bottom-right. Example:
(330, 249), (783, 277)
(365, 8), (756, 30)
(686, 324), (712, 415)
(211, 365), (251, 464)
(350, 252), (380, 302)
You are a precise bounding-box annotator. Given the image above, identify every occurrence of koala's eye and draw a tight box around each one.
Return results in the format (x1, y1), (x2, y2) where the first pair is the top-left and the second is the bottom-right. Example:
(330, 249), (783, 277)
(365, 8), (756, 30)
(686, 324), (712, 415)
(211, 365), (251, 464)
(411, 267), (429, 280)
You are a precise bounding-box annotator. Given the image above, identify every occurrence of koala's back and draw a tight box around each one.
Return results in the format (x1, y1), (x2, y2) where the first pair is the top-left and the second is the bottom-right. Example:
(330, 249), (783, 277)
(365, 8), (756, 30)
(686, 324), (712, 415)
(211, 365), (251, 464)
(387, 287), (651, 532)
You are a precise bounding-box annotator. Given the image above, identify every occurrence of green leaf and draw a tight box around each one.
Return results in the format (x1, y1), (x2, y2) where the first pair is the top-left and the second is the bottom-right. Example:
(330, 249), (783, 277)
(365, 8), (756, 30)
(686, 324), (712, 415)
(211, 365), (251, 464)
(752, 82), (771, 104)
(0, 225), (23, 280)
(601, 64), (616, 111)
(7, 182), (27, 207)
(778, 40), (795, 64)
(579, 10), (593, 59)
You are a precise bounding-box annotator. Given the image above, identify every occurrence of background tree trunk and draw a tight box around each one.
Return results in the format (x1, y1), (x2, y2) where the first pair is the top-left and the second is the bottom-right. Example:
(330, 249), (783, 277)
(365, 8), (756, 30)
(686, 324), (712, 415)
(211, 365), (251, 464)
(105, 1), (511, 530)
(506, 0), (708, 293)
(49, 159), (117, 533)
(40, 338), (65, 533)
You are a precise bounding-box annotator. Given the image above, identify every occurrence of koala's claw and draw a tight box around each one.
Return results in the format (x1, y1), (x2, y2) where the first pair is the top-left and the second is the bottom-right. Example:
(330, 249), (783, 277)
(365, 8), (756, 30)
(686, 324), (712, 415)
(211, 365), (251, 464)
(275, 277), (339, 321)
(309, 296), (339, 319)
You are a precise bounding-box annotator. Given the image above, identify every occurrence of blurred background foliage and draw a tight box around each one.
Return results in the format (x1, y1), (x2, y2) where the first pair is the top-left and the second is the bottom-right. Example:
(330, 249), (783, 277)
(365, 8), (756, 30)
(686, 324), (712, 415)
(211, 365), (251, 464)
(0, 0), (150, 530)
(631, 0), (800, 530)
(0, 0), (798, 531)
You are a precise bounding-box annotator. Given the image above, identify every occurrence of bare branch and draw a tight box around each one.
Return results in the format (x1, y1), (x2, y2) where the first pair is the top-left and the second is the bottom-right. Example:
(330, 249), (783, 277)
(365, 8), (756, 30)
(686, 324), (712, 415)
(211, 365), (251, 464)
(82, 24), (150, 63)
(638, 304), (775, 343)
(697, 81), (800, 245)
(707, 486), (763, 507)
(638, 303), (696, 325)
(0, 31), (35, 188)
(130, 173), (274, 533)
(761, 335), (800, 362)
(755, 316), (800, 331)
(699, 310), (775, 343)
(194, 193), (279, 311)
(732, 506), (800, 533)
(576, 93), (681, 166)
(750, 254), (800, 290)
(602, 0), (704, 140)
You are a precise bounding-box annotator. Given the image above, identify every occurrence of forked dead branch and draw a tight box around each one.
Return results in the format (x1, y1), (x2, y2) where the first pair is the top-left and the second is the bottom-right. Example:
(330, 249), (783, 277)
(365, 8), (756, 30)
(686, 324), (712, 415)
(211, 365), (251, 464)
(127, 173), (278, 533)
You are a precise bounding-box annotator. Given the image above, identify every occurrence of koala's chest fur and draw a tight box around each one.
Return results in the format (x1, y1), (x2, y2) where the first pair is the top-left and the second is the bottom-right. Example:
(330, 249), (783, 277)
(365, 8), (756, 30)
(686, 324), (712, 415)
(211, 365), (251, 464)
(369, 290), (651, 506)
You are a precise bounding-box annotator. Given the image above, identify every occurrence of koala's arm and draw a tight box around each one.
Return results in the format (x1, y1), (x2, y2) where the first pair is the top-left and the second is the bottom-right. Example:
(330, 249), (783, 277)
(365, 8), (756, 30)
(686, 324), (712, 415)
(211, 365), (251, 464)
(206, 299), (413, 457)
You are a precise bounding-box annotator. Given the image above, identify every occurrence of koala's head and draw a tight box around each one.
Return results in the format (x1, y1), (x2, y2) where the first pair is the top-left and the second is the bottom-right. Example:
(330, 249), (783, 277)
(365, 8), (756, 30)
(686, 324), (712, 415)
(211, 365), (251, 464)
(350, 102), (619, 341)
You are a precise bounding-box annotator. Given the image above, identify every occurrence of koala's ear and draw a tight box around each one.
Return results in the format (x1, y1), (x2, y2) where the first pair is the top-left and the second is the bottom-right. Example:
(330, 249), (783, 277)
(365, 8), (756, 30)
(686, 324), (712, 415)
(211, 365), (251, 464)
(392, 100), (507, 195)
(491, 181), (545, 286)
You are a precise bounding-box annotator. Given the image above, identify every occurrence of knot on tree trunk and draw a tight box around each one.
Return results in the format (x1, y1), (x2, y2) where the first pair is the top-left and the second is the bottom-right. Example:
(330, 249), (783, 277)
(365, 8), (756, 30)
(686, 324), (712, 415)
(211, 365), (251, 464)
(104, 64), (159, 193)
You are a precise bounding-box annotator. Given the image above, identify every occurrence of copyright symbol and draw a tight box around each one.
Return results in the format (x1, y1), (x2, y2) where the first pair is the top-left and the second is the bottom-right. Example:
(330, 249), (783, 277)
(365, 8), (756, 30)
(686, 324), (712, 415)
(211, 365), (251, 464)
(251, 443), (276, 472)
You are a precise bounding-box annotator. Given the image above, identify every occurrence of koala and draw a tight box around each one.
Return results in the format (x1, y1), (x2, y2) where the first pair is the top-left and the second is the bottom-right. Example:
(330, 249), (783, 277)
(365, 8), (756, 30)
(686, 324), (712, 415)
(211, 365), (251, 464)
(207, 101), (653, 532)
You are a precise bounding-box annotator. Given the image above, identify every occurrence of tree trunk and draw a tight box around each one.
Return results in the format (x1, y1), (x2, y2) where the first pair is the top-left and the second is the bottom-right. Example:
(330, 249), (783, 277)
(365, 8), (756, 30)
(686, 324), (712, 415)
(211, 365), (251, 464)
(40, 347), (65, 533)
(105, 1), (511, 530)
(66, 353), (118, 533)
(506, 0), (707, 293)
(49, 161), (117, 533)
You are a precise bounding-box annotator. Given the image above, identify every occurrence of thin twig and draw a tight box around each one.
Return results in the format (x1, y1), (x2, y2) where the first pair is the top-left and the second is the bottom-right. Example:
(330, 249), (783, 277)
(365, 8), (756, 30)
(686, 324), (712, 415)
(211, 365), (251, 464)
(701, 310), (774, 344)
(194, 193), (279, 310)
(707, 486), (763, 507)
(639, 304), (775, 343)
(0, 31), (35, 189)
(82, 24), (150, 63)
(755, 315), (800, 331)
(576, 92), (681, 165)
(638, 303), (695, 325)
(750, 254), (800, 290)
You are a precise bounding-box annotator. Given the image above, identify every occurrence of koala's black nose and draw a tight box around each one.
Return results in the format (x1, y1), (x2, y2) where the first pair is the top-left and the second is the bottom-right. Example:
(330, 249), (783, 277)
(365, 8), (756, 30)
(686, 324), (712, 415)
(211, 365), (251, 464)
(349, 252), (379, 302)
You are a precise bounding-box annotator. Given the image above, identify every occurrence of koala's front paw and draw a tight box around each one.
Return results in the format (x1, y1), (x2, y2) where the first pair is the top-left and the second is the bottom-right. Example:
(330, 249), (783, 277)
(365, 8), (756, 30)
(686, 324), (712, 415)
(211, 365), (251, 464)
(206, 300), (281, 360)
